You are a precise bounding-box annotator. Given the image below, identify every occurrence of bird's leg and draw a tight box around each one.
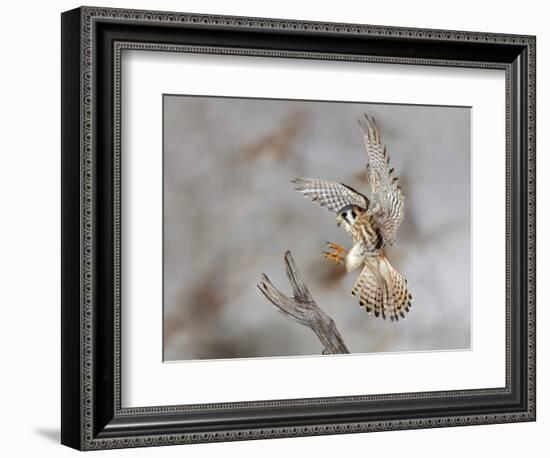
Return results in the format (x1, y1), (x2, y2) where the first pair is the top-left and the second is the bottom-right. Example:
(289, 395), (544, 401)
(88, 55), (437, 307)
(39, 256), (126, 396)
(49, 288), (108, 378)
(323, 242), (348, 266)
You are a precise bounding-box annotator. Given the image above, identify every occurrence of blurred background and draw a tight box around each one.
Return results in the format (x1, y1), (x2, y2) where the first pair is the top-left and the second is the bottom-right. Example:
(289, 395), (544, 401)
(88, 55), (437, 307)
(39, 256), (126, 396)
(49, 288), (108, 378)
(163, 96), (471, 361)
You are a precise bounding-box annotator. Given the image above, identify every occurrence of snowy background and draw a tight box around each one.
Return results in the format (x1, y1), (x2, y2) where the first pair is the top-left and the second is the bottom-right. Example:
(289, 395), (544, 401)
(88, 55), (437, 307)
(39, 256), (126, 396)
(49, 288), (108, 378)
(163, 95), (471, 361)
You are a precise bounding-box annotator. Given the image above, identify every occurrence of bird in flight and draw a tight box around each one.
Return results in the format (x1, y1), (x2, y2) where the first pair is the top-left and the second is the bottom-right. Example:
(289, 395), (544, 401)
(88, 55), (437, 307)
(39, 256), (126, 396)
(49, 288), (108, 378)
(292, 115), (412, 321)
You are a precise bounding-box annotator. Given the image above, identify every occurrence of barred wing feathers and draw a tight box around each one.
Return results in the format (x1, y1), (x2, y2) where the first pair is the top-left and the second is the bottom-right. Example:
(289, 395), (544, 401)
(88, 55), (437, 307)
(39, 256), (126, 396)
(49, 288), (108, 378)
(292, 178), (369, 213)
(360, 115), (405, 246)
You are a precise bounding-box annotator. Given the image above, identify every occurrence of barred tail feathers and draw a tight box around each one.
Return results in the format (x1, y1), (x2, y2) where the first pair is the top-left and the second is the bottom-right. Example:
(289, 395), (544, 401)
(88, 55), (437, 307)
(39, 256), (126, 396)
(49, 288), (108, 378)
(351, 252), (412, 321)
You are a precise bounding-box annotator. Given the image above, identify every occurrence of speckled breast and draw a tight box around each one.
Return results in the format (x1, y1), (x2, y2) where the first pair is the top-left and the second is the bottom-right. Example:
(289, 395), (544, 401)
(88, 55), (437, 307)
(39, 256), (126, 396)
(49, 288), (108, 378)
(350, 212), (383, 252)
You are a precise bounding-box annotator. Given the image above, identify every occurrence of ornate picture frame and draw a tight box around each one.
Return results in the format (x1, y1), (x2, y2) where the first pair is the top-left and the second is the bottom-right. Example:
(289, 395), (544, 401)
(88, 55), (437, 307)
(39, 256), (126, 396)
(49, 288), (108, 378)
(61, 6), (536, 450)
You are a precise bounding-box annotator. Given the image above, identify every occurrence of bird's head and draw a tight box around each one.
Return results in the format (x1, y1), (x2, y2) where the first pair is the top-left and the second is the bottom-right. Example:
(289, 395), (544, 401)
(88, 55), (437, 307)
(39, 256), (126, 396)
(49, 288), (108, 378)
(336, 205), (363, 232)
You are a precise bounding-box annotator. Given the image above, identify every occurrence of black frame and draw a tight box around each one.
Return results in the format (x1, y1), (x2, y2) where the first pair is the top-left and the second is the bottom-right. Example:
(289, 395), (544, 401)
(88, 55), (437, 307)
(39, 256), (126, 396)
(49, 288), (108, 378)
(61, 6), (536, 450)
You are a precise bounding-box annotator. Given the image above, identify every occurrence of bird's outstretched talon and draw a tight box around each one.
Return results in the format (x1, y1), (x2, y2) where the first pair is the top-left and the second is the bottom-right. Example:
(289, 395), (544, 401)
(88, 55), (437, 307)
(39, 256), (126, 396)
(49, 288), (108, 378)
(322, 242), (347, 265)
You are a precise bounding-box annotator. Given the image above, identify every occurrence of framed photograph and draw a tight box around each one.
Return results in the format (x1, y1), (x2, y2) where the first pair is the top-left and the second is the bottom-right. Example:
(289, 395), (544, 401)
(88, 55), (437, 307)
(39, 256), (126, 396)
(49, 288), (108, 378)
(61, 6), (536, 450)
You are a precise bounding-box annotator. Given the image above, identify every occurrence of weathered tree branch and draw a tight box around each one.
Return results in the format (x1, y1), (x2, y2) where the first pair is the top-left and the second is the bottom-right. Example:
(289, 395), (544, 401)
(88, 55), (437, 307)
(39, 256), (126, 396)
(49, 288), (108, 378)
(257, 251), (349, 355)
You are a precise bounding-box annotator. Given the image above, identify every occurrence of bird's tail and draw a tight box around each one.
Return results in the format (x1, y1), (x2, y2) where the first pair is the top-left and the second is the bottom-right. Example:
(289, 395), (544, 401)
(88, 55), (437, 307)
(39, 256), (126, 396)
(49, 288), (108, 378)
(351, 251), (412, 321)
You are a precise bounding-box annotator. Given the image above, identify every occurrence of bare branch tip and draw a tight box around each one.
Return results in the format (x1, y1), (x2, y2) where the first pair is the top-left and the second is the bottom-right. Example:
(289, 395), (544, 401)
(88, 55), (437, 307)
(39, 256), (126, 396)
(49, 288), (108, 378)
(256, 250), (350, 354)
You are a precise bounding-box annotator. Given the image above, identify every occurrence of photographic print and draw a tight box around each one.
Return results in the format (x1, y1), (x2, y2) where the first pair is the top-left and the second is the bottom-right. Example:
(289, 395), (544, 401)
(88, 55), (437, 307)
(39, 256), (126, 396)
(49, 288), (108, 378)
(163, 96), (471, 361)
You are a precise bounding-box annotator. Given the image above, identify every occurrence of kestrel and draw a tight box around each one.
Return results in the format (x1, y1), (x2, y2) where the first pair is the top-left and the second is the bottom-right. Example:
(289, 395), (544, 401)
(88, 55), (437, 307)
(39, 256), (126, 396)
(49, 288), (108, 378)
(292, 115), (412, 321)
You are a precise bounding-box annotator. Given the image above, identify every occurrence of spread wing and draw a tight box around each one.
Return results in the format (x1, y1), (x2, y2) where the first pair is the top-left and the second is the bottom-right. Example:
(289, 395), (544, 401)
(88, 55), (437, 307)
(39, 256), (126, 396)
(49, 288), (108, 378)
(359, 115), (405, 245)
(291, 178), (369, 213)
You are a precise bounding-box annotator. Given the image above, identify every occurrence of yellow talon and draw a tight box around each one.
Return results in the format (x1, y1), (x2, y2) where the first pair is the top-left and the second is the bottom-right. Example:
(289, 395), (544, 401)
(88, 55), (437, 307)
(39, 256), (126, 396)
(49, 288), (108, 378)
(326, 242), (346, 255)
(322, 242), (347, 265)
